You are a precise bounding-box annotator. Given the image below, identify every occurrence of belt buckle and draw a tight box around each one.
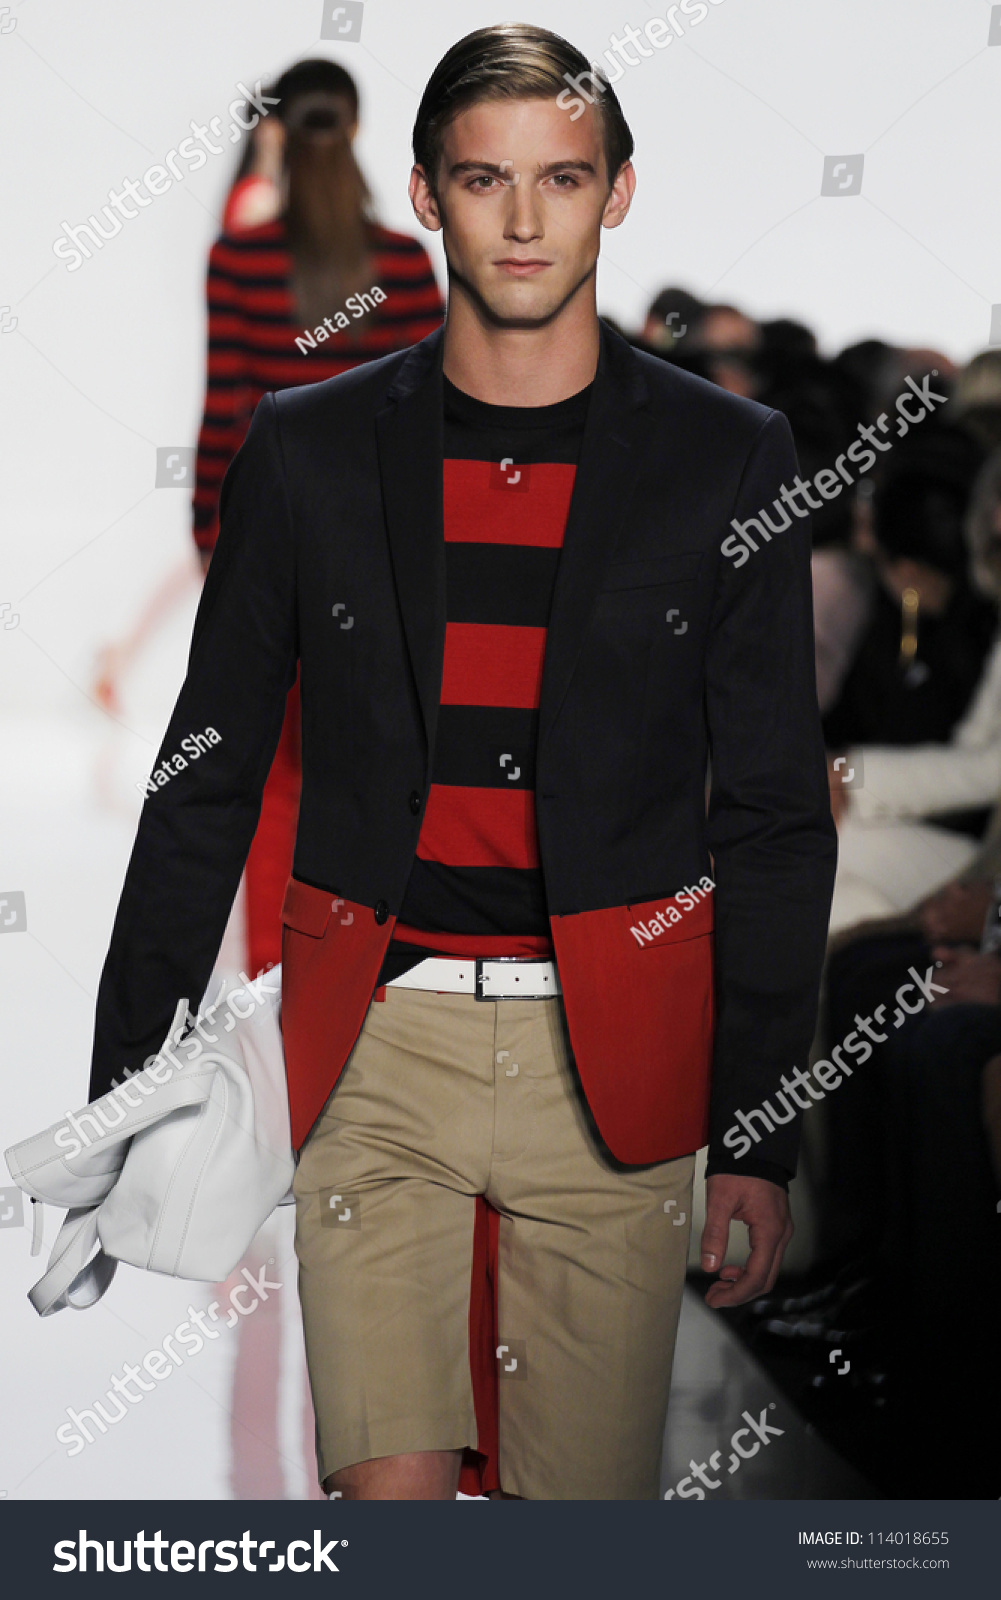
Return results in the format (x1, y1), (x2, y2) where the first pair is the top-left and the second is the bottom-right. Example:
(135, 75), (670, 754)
(474, 955), (547, 1001)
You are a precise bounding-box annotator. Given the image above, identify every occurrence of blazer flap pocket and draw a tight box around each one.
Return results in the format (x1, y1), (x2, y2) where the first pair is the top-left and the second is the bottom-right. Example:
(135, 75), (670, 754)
(281, 878), (334, 938)
(602, 551), (703, 591)
(625, 884), (714, 949)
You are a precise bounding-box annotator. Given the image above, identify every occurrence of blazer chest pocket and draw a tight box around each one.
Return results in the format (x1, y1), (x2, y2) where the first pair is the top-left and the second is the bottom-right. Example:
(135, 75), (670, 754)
(600, 550), (703, 592)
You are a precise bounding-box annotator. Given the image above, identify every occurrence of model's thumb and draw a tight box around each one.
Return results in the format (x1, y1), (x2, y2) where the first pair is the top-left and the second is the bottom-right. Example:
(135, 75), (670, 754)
(699, 1197), (732, 1273)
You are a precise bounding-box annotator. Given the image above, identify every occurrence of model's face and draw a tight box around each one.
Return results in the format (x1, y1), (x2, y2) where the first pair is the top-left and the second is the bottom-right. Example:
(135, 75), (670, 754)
(411, 96), (634, 328)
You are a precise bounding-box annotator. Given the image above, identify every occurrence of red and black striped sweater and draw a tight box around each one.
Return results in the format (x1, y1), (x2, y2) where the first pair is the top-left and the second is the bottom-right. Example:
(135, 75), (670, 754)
(193, 218), (444, 553)
(382, 374), (593, 977)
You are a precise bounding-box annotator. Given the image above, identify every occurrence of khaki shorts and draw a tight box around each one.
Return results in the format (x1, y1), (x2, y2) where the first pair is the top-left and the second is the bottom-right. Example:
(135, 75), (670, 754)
(293, 984), (694, 1500)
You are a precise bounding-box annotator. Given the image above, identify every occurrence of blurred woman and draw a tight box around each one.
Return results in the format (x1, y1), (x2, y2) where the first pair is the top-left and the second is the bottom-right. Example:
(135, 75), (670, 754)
(195, 58), (445, 977)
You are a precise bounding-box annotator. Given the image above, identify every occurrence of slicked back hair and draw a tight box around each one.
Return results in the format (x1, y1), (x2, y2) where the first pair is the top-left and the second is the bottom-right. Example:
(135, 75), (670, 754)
(413, 23), (634, 197)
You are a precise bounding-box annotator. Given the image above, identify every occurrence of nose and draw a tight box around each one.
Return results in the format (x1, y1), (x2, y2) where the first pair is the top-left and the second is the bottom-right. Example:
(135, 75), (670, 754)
(503, 173), (542, 243)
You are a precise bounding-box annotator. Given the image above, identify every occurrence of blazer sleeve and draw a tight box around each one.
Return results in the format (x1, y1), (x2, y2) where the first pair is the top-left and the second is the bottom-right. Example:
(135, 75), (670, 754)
(704, 410), (838, 1182)
(88, 393), (297, 1099)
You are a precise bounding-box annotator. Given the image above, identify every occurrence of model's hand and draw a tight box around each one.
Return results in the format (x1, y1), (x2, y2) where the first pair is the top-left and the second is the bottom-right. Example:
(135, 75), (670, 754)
(928, 944), (1001, 1007)
(700, 1173), (793, 1309)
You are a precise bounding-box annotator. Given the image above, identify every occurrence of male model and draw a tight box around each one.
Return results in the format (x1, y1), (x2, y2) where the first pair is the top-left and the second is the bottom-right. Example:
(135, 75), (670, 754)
(89, 24), (837, 1500)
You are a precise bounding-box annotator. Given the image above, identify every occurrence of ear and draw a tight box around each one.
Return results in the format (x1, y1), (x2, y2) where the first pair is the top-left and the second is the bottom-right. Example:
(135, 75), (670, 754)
(408, 164), (443, 232)
(601, 159), (636, 232)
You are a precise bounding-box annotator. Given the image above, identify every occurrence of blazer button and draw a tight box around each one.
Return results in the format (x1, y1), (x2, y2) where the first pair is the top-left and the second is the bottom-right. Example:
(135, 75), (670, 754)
(374, 900), (389, 925)
(409, 790), (422, 815)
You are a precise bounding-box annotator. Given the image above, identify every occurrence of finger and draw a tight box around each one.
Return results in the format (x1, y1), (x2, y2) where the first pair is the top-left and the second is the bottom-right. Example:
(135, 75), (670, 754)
(706, 1225), (783, 1308)
(699, 1194), (733, 1275)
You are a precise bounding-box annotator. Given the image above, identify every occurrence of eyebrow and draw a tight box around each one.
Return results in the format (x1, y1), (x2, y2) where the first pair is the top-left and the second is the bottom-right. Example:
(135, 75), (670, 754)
(448, 158), (597, 178)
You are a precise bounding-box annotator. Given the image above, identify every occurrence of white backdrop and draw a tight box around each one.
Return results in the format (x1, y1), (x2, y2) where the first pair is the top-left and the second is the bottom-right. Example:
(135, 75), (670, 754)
(2, 0), (1001, 714)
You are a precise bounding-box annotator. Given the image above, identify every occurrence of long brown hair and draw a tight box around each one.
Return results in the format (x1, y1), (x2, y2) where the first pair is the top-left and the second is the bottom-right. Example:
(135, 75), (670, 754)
(234, 58), (375, 326)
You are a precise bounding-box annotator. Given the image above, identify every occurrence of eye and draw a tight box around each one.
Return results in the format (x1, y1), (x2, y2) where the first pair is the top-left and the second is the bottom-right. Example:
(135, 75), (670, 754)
(548, 173), (579, 189)
(468, 174), (498, 190)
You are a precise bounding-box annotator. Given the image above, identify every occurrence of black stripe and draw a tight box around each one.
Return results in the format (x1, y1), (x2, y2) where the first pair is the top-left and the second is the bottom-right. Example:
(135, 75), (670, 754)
(443, 422), (586, 463)
(442, 376), (591, 458)
(398, 862), (549, 936)
(433, 707), (538, 789)
(445, 545), (560, 627)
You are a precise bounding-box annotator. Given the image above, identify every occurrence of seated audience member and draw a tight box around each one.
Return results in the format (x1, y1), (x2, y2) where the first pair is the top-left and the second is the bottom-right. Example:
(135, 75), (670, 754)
(834, 446), (1001, 846)
(827, 441), (1001, 928)
(824, 424), (993, 751)
(639, 285), (707, 352)
(833, 339), (956, 426)
(694, 301), (762, 397)
(876, 984), (1001, 1496)
(950, 348), (1001, 454)
(754, 853), (1001, 1494)
(759, 316), (817, 361)
(639, 289), (761, 395)
(813, 544), (873, 715)
(755, 340), (863, 548)
(747, 340), (878, 714)
(832, 338), (902, 425)
(824, 900), (1001, 1495)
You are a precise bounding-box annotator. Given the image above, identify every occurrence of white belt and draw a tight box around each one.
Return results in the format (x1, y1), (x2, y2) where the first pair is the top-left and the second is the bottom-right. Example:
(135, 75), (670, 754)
(386, 955), (561, 1001)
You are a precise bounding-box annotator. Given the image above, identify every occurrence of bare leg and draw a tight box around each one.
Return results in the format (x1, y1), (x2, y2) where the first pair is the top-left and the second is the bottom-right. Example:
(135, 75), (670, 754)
(324, 1449), (463, 1501)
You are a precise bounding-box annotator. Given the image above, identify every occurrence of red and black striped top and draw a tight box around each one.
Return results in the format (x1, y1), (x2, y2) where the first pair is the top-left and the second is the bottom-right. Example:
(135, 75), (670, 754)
(389, 375), (592, 966)
(193, 218), (444, 552)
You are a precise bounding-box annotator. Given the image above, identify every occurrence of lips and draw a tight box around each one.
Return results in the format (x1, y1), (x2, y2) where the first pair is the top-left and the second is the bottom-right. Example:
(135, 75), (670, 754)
(495, 260), (551, 276)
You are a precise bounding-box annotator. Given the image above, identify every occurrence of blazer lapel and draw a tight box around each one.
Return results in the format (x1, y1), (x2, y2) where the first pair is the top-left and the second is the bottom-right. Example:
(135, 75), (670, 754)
(538, 324), (655, 745)
(375, 327), (447, 759)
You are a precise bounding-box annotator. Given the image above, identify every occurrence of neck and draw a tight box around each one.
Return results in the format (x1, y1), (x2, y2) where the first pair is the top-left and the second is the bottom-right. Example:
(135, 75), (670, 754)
(441, 281), (600, 406)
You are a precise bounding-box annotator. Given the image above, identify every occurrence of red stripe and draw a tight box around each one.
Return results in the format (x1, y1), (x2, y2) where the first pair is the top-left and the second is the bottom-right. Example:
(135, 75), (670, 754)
(416, 785), (539, 869)
(441, 623), (545, 707)
(392, 926), (553, 957)
(444, 460), (576, 545)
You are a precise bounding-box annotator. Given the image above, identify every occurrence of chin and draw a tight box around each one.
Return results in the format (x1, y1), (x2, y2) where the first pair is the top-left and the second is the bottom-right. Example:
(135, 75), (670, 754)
(479, 284), (569, 329)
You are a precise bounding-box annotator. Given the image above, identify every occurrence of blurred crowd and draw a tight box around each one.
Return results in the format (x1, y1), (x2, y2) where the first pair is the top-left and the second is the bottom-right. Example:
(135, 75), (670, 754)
(629, 288), (1001, 1497)
(92, 56), (1000, 1499)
